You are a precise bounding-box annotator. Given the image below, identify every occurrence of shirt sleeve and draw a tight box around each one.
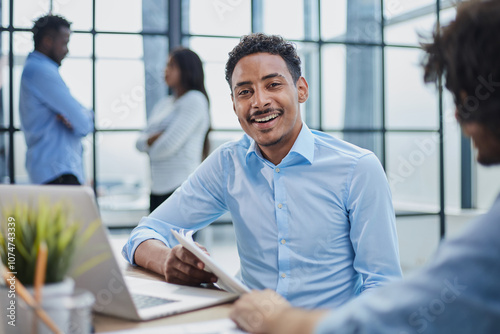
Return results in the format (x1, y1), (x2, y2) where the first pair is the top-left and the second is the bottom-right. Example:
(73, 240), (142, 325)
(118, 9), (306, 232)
(147, 91), (208, 161)
(122, 145), (229, 265)
(315, 207), (500, 333)
(135, 132), (150, 152)
(27, 65), (94, 137)
(135, 96), (170, 153)
(346, 153), (403, 292)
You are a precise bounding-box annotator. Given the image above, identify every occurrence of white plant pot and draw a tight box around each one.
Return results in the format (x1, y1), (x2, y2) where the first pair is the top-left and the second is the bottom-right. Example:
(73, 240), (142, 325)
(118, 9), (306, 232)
(1, 277), (75, 334)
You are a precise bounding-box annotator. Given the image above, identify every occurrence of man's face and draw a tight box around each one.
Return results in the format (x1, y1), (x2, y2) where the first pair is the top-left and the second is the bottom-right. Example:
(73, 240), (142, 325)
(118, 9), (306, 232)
(460, 119), (500, 166)
(164, 56), (181, 90)
(231, 53), (308, 162)
(47, 27), (70, 66)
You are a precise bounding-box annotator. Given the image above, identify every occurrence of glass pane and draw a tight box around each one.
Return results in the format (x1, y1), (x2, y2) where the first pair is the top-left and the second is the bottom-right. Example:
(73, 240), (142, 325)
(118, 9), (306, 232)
(0, 132), (8, 183)
(95, 34), (144, 59)
(142, 0), (168, 33)
(1, 32), (8, 127)
(262, 0), (304, 40)
(95, 60), (146, 129)
(190, 37), (240, 130)
(95, 0), (142, 33)
(13, 0), (49, 29)
(386, 133), (440, 212)
(321, 0), (346, 41)
(476, 163), (500, 210)
(12, 42), (24, 129)
(384, 12), (436, 46)
(60, 58), (93, 111)
(297, 42), (320, 128)
(188, 0), (251, 37)
(52, 1), (93, 31)
(440, 4), (457, 27)
(82, 134), (93, 187)
(322, 44), (383, 130)
(443, 91), (461, 210)
(143, 35), (169, 118)
(68, 33), (92, 58)
(321, 0), (381, 43)
(96, 132), (149, 226)
(13, 31), (33, 56)
(13, 131), (28, 184)
(326, 131), (383, 164)
(396, 215), (440, 274)
(1, 0), (9, 27)
(384, 0), (436, 20)
(385, 47), (438, 129)
(321, 45), (346, 129)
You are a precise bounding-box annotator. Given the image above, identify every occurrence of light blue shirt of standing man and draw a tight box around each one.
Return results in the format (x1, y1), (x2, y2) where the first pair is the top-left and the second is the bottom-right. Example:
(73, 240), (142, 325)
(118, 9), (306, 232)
(19, 50), (94, 184)
(123, 123), (403, 309)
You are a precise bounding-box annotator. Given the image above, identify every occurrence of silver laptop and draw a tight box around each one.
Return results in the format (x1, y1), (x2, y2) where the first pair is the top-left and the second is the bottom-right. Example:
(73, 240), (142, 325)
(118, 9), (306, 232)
(0, 184), (239, 321)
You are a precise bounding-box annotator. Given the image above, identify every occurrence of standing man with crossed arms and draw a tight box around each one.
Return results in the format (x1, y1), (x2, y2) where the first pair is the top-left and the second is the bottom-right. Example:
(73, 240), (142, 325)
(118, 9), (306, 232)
(20, 14), (93, 185)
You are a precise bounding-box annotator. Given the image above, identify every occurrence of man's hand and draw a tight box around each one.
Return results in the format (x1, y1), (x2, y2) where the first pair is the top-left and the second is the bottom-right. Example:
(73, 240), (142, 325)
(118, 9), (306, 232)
(56, 114), (73, 130)
(230, 289), (291, 334)
(162, 243), (218, 286)
(230, 289), (327, 334)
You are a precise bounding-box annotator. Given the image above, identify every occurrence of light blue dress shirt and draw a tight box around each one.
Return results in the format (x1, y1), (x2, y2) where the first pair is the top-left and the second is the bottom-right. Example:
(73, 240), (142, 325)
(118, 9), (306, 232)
(19, 51), (94, 184)
(123, 124), (402, 309)
(315, 194), (500, 333)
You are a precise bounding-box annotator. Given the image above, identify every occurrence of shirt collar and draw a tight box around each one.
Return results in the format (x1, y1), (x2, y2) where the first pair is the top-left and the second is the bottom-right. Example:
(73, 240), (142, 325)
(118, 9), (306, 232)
(245, 122), (315, 166)
(30, 50), (60, 68)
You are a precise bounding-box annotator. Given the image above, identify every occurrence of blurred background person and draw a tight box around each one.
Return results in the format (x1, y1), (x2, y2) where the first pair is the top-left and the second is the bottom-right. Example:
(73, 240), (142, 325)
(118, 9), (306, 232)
(19, 14), (94, 185)
(136, 47), (210, 212)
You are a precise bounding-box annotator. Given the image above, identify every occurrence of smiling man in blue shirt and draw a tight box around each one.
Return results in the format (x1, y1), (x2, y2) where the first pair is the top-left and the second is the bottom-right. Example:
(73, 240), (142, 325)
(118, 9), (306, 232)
(19, 15), (94, 185)
(123, 33), (402, 309)
(230, 2), (500, 333)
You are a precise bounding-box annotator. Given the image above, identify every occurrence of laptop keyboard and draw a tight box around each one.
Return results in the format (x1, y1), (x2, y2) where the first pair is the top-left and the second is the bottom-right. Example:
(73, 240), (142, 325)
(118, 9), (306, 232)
(131, 293), (177, 309)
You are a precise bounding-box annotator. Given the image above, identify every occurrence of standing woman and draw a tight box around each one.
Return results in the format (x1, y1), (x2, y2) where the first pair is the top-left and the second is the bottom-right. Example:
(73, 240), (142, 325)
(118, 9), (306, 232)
(137, 48), (210, 212)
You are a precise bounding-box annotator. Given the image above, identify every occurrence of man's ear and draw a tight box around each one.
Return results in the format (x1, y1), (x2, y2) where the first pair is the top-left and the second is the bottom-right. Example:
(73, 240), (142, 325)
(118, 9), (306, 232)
(41, 34), (54, 49)
(297, 77), (309, 103)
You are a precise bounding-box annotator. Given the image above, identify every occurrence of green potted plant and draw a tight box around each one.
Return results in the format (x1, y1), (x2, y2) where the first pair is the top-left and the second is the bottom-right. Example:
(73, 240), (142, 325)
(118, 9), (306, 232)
(0, 197), (100, 333)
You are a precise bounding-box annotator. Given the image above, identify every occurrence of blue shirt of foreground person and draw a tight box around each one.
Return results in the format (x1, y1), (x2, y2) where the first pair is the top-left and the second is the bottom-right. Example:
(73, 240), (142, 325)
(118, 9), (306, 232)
(20, 15), (93, 185)
(123, 33), (402, 309)
(230, 2), (500, 333)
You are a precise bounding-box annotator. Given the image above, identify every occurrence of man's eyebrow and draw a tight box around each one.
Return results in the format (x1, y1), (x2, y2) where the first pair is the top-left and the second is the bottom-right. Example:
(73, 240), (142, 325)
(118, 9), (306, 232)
(234, 73), (285, 89)
(261, 73), (285, 81)
(234, 80), (252, 89)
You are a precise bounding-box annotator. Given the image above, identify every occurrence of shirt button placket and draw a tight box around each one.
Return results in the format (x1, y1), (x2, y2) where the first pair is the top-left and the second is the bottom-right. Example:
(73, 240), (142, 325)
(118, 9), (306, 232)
(274, 165), (289, 295)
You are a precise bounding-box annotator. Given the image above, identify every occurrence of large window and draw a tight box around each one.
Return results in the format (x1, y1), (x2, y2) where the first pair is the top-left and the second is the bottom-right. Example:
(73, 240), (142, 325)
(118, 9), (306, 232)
(2, 0), (493, 237)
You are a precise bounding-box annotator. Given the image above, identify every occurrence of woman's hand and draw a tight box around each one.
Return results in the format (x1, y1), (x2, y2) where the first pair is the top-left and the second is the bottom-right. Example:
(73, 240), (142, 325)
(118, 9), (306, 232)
(147, 132), (163, 146)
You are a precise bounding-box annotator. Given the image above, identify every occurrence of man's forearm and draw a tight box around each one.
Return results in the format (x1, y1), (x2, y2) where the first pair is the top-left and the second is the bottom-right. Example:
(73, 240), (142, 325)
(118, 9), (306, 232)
(134, 239), (171, 276)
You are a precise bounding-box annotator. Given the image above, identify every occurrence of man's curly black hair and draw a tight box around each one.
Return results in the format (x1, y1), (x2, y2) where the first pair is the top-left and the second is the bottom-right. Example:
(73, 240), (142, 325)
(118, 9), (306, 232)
(422, 0), (500, 140)
(225, 33), (301, 91)
(32, 14), (71, 50)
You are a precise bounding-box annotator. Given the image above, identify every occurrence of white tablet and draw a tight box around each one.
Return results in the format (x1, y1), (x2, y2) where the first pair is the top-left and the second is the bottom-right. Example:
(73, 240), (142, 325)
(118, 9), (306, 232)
(172, 229), (250, 294)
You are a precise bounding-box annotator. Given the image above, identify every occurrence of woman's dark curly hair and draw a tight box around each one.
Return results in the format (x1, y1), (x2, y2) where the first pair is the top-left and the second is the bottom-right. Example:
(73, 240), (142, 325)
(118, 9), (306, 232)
(225, 33), (301, 90)
(422, 0), (500, 139)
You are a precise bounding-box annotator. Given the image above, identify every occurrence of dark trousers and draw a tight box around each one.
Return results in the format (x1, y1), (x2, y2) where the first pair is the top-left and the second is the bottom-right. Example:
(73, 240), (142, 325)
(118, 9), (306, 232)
(45, 174), (81, 185)
(150, 191), (174, 213)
